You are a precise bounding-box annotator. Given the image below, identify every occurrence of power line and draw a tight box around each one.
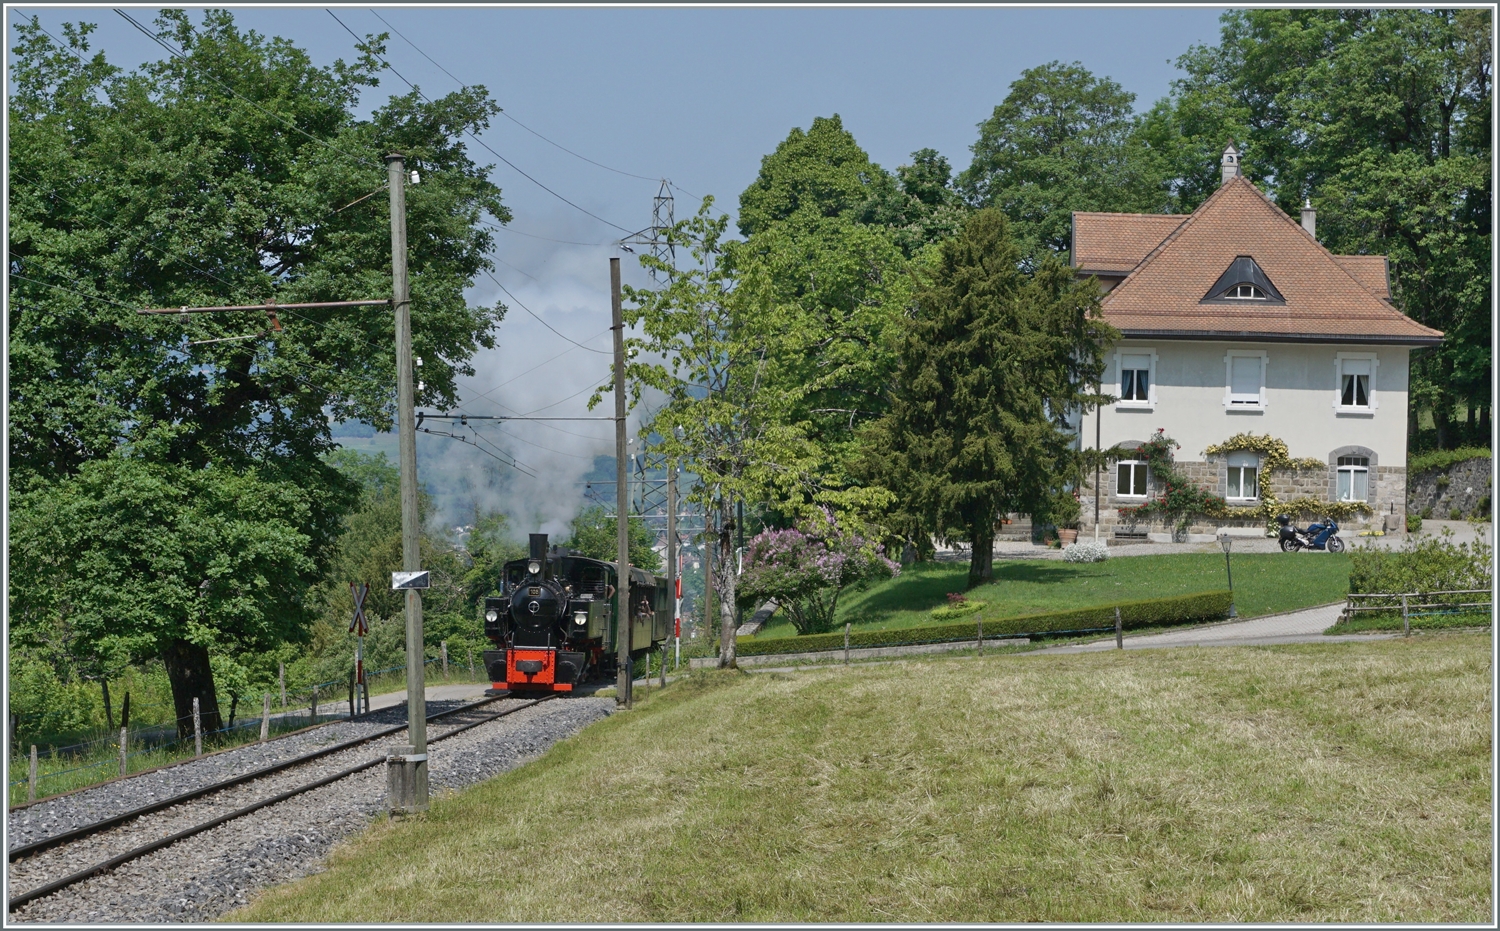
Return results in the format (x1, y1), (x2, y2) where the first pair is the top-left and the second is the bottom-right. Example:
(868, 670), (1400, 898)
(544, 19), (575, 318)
(112, 11), (383, 174)
(325, 9), (632, 235)
(365, 8), (662, 184)
(481, 270), (611, 355)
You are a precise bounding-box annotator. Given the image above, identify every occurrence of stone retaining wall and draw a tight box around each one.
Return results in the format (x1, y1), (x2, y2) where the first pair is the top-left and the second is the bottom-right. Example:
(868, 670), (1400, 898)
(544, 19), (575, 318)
(1408, 456), (1492, 520)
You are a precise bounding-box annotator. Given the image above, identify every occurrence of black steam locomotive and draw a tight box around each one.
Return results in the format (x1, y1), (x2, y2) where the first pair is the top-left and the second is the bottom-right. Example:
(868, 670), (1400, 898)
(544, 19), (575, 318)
(481, 533), (671, 695)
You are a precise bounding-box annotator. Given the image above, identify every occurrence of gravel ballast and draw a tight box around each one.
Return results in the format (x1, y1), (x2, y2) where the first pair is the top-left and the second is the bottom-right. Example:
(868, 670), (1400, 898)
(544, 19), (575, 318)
(7, 697), (613, 923)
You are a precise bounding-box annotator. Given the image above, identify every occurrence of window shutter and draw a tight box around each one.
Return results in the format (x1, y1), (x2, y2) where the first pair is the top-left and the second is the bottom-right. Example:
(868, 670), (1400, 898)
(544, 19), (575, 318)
(1230, 356), (1261, 401)
(1341, 358), (1371, 377)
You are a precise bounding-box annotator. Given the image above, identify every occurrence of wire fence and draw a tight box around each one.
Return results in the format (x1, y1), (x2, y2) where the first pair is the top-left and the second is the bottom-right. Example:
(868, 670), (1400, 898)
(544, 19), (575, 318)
(8, 649), (492, 806)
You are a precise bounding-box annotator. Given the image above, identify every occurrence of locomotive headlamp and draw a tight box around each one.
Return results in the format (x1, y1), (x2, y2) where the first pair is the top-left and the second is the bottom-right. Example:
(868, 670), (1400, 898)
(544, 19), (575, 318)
(574, 610), (588, 626)
(485, 609), (499, 623)
(528, 560), (541, 576)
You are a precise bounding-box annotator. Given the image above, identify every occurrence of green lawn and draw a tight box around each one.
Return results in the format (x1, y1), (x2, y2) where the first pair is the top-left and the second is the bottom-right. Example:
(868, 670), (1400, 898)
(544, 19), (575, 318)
(230, 634), (1492, 923)
(754, 552), (1352, 640)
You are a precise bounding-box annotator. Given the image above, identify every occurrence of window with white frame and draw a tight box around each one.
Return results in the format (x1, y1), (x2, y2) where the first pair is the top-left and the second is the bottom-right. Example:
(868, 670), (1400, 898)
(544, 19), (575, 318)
(1116, 460), (1148, 498)
(1334, 353), (1378, 412)
(1224, 351), (1267, 408)
(1226, 451), (1260, 500)
(1116, 350), (1155, 405)
(1336, 455), (1370, 502)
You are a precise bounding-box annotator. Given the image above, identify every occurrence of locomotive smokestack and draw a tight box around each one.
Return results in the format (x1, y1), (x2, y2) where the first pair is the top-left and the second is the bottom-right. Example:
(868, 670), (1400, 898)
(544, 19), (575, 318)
(529, 533), (549, 560)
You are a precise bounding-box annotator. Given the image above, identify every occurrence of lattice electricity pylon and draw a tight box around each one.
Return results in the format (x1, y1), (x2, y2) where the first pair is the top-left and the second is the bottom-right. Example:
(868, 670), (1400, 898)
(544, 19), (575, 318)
(618, 179), (675, 282)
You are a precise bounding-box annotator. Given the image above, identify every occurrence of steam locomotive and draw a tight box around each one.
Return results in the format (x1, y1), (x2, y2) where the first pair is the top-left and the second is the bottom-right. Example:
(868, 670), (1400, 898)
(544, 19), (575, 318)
(481, 533), (671, 695)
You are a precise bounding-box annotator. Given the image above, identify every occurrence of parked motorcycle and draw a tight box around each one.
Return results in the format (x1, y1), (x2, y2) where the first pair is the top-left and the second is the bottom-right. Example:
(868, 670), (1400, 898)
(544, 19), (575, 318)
(1276, 513), (1345, 553)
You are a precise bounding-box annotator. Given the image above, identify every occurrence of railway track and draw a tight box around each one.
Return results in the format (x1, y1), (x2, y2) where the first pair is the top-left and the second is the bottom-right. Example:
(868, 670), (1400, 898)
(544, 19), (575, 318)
(8, 694), (554, 913)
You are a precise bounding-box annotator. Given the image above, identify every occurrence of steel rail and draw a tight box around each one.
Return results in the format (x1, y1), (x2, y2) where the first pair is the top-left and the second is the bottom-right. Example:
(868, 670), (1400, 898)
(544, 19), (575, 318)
(7, 696), (555, 912)
(9, 695), (506, 863)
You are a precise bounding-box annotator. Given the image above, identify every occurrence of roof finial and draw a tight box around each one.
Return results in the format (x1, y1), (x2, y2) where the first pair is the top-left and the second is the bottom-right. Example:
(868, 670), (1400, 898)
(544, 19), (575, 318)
(1221, 140), (1241, 186)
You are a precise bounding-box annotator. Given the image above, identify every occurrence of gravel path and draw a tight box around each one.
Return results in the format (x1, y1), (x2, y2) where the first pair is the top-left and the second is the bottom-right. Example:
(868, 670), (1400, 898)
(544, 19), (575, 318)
(8, 697), (613, 923)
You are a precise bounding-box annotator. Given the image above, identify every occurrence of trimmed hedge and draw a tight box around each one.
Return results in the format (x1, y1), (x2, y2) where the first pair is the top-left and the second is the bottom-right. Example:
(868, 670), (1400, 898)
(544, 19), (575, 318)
(737, 590), (1233, 656)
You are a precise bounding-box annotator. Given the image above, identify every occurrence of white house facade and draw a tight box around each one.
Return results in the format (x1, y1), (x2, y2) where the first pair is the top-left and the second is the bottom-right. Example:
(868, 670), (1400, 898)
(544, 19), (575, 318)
(1071, 144), (1442, 538)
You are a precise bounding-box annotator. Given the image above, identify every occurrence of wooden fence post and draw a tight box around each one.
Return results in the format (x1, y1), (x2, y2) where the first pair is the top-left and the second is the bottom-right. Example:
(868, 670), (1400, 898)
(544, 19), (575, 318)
(29, 745), (38, 803)
(844, 622), (851, 665)
(310, 685), (318, 726)
(976, 616), (983, 657)
(260, 694), (271, 742)
(1115, 607), (1123, 650)
(441, 641), (449, 678)
(192, 697), (202, 757)
(1402, 593), (1410, 638)
(279, 662), (286, 708)
(119, 727), (128, 778)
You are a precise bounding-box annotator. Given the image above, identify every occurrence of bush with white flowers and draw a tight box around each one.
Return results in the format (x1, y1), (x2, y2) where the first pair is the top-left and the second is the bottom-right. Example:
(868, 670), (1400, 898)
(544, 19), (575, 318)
(1062, 540), (1110, 563)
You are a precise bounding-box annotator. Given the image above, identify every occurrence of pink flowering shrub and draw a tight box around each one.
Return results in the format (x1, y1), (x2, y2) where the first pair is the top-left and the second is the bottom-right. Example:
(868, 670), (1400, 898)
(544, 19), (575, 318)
(739, 510), (899, 635)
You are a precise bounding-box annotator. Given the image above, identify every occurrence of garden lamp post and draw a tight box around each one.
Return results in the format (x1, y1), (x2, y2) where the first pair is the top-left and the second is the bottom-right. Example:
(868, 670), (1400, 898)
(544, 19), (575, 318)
(1219, 532), (1237, 618)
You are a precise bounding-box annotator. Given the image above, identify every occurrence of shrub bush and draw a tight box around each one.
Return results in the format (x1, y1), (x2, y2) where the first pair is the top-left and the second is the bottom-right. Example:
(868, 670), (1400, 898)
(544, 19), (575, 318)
(738, 591), (1232, 656)
(1407, 446), (1491, 477)
(930, 600), (985, 621)
(1349, 529), (1492, 596)
(1406, 514), (1423, 533)
(1062, 540), (1109, 563)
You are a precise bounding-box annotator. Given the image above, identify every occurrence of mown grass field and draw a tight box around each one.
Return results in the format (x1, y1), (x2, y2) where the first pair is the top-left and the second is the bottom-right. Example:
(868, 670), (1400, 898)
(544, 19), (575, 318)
(754, 552), (1352, 639)
(232, 633), (1491, 923)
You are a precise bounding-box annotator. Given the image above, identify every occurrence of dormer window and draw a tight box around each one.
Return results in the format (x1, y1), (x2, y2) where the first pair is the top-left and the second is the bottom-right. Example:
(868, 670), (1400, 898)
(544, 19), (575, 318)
(1203, 256), (1285, 304)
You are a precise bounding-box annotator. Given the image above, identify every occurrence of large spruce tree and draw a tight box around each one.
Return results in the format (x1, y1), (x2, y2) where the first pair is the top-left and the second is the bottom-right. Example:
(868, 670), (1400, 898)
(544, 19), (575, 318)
(860, 210), (1113, 588)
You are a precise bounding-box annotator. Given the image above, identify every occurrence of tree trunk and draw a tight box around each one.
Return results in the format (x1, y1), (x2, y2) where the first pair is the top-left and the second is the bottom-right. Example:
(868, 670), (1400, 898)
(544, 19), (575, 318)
(716, 504), (738, 669)
(162, 639), (223, 739)
(968, 521), (995, 589)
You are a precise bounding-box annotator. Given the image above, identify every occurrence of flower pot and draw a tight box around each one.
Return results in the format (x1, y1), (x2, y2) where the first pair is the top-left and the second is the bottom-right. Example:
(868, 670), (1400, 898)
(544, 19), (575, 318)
(1058, 529), (1078, 545)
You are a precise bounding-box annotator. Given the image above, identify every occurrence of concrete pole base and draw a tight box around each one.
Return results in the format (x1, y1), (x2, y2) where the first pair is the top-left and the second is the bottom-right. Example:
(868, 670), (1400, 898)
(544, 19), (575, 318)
(386, 744), (429, 814)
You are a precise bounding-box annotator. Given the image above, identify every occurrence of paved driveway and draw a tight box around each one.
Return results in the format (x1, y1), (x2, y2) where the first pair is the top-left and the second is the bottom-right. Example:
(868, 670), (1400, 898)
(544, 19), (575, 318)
(1028, 602), (1397, 654)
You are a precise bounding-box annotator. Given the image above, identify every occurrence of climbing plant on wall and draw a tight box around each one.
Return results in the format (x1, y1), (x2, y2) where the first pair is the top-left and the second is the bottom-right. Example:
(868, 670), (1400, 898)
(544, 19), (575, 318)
(1204, 433), (1373, 527)
(1115, 430), (1229, 531)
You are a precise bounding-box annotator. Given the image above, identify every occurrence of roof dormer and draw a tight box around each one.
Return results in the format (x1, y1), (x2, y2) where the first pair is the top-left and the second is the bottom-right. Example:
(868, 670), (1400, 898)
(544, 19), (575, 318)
(1202, 255), (1285, 304)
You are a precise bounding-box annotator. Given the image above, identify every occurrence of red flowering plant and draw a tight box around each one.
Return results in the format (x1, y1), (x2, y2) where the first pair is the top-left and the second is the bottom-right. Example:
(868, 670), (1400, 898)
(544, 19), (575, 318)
(1115, 429), (1228, 532)
(738, 509), (899, 635)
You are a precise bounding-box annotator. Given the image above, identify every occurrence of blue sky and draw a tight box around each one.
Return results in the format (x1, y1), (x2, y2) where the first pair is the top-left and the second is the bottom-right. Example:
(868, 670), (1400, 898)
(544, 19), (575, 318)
(8, 4), (1231, 531)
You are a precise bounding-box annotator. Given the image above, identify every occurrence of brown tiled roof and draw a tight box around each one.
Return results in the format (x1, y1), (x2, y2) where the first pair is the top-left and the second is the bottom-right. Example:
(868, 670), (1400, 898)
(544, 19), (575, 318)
(1072, 212), (1186, 273)
(1331, 255), (1391, 300)
(1077, 176), (1441, 345)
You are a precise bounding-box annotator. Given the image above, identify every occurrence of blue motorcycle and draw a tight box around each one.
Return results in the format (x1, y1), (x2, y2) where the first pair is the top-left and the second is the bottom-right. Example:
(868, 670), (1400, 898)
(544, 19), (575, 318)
(1276, 514), (1345, 553)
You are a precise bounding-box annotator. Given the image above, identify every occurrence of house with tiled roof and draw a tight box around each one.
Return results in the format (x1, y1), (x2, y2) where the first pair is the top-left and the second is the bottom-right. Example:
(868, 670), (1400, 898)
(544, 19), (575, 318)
(1073, 142), (1442, 540)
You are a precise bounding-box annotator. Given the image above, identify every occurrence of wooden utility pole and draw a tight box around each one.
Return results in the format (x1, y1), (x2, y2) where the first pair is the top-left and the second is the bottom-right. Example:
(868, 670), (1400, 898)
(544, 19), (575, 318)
(611, 257), (633, 708)
(667, 461), (679, 669)
(387, 152), (428, 813)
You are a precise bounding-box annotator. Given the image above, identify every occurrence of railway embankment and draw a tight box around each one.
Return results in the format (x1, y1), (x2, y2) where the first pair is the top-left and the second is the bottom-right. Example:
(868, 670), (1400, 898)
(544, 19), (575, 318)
(6, 696), (610, 923)
(228, 633), (1492, 923)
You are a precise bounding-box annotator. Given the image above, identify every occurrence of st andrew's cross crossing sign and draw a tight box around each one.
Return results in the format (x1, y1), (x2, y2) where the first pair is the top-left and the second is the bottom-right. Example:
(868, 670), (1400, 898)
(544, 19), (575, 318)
(349, 582), (369, 636)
